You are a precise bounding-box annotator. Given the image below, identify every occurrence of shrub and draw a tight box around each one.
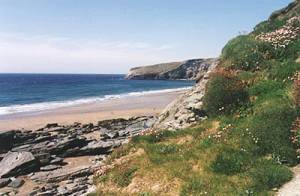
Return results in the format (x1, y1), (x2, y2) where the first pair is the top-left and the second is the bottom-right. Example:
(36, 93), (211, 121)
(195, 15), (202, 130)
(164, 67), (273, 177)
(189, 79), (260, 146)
(203, 71), (248, 117)
(248, 97), (298, 164)
(221, 35), (273, 70)
(272, 38), (300, 60)
(211, 148), (251, 175)
(249, 80), (283, 97)
(250, 160), (293, 191)
(268, 60), (300, 81)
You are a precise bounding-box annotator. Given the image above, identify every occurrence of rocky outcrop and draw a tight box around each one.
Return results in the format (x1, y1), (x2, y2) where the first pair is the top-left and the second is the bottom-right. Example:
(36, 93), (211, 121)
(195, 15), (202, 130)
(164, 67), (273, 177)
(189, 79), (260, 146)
(125, 58), (217, 80)
(0, 152), (37, 178)
(0, 116), (156, 195)
(153, 59), (219, 130)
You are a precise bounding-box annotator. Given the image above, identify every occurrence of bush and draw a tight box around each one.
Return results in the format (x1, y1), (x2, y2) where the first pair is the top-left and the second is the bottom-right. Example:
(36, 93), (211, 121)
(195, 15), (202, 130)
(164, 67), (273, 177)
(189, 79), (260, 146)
(248, 97), (298, 164)
(211, 148), (251, 175)
(268, 60), (300, 81)
(221, 35), (273, 70)
(203, 71), (248, 117)
(249, 80), (283, 97)
(250, 160), (293, 191)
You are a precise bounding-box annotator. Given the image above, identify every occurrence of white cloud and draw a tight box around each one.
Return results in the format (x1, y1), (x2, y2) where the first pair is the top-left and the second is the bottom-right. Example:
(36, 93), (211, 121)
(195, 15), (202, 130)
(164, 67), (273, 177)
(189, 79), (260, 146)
(156, 44), (174, 51)
(0, 33), (177, 74)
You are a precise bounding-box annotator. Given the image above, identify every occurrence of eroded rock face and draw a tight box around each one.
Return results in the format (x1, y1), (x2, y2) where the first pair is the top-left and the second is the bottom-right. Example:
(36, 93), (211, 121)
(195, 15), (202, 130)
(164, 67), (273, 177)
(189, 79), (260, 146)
(153, 59), (219, 130)
(126, 58), (217, 80)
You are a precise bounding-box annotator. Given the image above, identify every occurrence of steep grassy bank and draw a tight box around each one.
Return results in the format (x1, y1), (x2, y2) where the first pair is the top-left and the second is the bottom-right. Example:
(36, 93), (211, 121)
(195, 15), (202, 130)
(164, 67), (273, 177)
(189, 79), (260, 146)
(92, 1), (300, 195)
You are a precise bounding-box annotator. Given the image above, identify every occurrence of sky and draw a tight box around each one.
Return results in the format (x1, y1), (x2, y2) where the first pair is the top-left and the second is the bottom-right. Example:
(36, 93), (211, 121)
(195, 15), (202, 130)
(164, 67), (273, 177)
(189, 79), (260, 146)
(0, 0), (292, 74)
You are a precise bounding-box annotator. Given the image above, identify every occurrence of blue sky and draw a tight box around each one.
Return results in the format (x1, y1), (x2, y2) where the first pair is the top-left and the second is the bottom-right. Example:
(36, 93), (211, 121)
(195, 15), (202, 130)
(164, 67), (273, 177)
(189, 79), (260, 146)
(0, 0), (292, 74)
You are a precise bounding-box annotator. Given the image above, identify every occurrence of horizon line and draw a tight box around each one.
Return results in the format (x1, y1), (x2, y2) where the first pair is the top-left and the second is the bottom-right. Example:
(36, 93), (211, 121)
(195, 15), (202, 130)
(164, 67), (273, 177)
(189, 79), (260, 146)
(0, 72), (127, 75)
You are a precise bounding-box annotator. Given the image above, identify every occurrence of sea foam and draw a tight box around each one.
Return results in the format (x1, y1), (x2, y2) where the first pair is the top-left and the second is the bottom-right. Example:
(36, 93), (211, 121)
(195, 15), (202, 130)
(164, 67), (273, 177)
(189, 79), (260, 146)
(0, 87), (191, 116)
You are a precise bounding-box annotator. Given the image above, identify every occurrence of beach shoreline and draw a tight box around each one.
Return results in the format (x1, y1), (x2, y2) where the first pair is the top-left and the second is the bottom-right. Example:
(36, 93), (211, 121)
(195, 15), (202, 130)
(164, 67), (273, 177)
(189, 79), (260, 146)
(0, 89), (185, 131)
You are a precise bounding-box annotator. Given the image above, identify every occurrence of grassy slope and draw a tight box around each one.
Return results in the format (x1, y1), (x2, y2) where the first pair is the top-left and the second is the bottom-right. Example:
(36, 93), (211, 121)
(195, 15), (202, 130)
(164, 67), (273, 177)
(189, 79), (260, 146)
(92, 2), (300, 196)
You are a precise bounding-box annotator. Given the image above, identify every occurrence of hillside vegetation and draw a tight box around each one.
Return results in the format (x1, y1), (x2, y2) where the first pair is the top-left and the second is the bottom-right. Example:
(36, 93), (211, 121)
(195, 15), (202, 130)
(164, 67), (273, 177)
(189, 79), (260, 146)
(92, 1), (300, 195)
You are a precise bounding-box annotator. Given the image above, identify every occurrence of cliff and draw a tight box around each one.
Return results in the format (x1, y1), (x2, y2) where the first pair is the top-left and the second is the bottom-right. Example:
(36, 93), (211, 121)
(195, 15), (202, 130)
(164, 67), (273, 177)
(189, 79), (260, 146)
(152, 59), (219, 130)
(125, 58), (216, 80)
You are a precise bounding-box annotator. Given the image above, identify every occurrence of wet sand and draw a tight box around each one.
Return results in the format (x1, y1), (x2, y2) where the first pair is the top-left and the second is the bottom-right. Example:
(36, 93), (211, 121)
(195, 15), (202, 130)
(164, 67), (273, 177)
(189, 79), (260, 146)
(0, 90), (184, 131)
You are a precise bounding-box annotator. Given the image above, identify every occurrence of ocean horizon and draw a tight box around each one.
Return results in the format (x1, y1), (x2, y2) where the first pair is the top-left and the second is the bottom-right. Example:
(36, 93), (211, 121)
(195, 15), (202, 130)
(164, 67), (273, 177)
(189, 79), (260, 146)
(0, 73), (194, 116)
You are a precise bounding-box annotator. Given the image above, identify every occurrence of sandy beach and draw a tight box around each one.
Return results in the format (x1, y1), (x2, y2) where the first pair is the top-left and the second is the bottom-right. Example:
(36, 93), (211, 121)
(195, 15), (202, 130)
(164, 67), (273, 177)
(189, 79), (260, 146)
(0, 90), (185, 131)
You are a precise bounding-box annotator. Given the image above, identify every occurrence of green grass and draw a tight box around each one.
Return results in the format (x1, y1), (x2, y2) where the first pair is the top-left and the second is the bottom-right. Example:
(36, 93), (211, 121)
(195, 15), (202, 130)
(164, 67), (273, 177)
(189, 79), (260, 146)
(180, 176), (204, 196)
(250, 160), (293, 191)
(211, 148), (251, 175)
(221, 35), (273, 71)
(253, 19), (287, 34)
(101, 164), (139, 188)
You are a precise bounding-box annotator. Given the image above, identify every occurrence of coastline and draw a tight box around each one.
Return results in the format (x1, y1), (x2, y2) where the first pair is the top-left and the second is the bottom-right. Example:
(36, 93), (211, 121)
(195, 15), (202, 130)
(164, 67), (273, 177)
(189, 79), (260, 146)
(0, 89), (185, 131)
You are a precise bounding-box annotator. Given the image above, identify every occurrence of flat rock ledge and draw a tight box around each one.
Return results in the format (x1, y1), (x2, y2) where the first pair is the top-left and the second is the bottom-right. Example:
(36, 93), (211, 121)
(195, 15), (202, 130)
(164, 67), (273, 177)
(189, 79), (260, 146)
(0, 116), (156, 196)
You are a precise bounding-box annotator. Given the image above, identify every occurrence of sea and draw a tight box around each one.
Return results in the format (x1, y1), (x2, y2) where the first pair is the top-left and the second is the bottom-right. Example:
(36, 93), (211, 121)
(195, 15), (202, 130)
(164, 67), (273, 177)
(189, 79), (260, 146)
(0, 74), (194, 116)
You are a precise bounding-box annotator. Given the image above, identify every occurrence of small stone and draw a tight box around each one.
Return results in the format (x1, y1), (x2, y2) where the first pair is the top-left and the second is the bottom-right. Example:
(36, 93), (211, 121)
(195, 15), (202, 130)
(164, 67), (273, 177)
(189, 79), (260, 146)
(50, 157), (64, 165)
(57, 186), (69, 195)
(102, 132), (119, 139)
(7, 178), (25, 188)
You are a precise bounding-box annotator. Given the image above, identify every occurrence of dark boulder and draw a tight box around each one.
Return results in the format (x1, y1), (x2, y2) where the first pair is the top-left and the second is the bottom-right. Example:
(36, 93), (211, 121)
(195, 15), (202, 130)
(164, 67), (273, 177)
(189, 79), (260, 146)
(0, 131), (15, 153)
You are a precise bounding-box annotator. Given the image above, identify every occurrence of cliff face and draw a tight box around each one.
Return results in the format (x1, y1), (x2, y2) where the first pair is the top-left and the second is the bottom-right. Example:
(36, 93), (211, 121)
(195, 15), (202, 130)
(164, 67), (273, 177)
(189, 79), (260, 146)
(153, 59), (219, 130)
(125, 58), (216, 80)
